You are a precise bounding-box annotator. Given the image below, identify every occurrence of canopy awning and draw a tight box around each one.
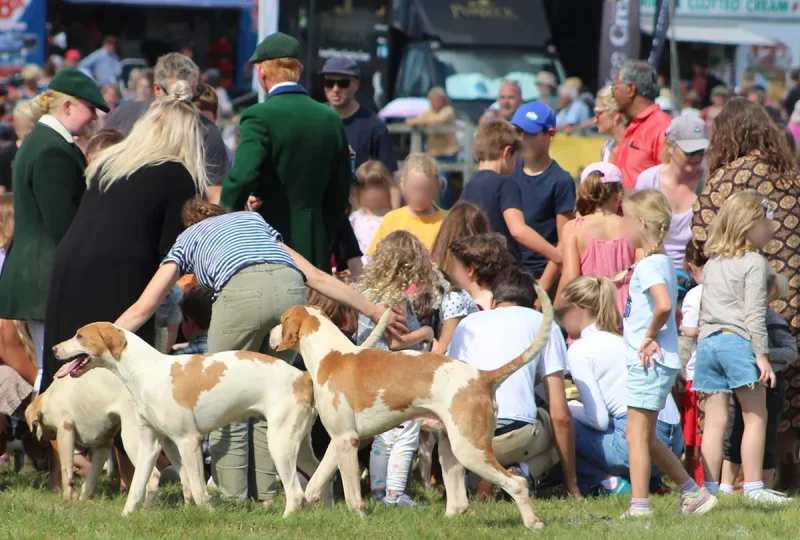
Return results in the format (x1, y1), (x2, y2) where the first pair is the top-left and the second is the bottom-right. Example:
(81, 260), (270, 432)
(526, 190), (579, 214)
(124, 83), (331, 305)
(63, 0), (251, 8)
(641, 22), (775, 46)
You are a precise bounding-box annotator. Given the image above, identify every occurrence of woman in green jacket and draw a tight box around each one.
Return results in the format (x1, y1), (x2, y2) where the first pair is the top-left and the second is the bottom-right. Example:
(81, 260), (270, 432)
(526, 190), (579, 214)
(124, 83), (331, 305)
(0, 68), (109, 391)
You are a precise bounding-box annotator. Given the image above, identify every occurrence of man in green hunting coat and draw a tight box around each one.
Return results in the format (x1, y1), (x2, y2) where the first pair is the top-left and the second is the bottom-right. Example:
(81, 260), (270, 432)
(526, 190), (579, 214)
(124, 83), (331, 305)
(0, 68), (109, 390)
(220, 33), (352, 272)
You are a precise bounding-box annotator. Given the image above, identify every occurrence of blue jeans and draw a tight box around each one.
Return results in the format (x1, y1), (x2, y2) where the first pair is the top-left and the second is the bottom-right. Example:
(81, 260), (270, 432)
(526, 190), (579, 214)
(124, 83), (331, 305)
(694, 332), (760, 393)
(573, 415), (685, 495)
(436, 154), (458, 210)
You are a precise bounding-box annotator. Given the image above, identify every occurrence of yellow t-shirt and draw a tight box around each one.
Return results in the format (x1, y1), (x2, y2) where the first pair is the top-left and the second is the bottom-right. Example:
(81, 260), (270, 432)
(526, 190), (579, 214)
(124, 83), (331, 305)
(367, 206), (448, 254)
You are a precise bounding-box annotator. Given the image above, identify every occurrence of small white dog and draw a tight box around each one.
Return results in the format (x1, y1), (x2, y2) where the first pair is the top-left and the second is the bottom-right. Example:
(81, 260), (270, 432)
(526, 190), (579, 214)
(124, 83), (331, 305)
(53, 322), (329, 517)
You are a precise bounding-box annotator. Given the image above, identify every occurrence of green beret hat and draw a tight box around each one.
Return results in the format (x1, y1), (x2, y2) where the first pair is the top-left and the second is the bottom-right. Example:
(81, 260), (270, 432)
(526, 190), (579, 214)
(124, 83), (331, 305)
(48, 68), (110, 113)
(249, 32), (300, 64)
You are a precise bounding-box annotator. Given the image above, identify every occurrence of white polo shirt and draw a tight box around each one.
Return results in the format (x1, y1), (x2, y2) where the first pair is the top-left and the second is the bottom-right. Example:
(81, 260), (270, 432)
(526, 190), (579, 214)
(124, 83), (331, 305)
(448, 306), (568, 425)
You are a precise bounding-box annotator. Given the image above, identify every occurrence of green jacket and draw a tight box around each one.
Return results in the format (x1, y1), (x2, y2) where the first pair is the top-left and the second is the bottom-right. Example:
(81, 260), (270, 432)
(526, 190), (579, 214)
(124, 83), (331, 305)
(0, 122), (86, 321)
(220, 90), (352, 271)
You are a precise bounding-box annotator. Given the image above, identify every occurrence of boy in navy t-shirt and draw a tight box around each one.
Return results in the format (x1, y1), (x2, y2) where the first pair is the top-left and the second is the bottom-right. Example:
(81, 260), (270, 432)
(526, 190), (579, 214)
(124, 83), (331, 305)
(509, 102), (576, 285)
(461, 119), (562, 266)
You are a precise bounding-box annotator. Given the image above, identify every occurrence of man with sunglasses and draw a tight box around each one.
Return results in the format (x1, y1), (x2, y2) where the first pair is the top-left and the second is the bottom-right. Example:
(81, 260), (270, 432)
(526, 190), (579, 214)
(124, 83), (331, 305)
(321, 56), (398, 205)
(611, 60), (672, 191)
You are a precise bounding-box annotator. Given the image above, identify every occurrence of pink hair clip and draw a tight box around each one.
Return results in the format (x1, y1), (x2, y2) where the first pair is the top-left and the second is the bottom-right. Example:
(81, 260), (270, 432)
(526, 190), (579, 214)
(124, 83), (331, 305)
(405, 284), (418, 296)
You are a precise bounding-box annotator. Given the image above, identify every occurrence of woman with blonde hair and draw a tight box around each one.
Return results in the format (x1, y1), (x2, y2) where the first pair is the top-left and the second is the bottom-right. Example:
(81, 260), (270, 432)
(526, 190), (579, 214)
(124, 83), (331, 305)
(18, 64), (43, 99)
(594, 87), (628, 163)
(0, 99), (44, 194)
(40, 83), (203, 393)
(0, 69), (109, 393)
(559, 275), (682, 496)
(407, 87), (460, 208)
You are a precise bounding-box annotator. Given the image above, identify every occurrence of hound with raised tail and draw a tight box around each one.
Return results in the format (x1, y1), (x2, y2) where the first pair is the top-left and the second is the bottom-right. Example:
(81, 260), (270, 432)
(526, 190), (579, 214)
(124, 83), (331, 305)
(269, 284), (554, 530)
(53, 322), (329, 517)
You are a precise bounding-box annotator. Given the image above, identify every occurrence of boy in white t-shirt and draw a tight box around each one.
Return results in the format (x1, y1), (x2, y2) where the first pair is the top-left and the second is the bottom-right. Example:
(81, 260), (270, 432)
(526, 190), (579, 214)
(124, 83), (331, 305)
(679, 240), (706, 484)
(448, 265), (580, 497)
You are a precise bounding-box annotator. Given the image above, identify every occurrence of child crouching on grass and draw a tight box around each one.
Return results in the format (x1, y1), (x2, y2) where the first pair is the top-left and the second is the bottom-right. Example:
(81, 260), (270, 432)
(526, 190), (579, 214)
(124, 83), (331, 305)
(620, 189), (715, 518)
(719, 270), (797, 494)
(695, 190), (790, 504)
(355, 230), (446, 506)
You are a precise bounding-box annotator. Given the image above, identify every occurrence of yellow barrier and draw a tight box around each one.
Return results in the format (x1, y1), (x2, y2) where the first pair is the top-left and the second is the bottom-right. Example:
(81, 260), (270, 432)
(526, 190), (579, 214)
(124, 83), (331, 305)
(550, 134), (610, 179)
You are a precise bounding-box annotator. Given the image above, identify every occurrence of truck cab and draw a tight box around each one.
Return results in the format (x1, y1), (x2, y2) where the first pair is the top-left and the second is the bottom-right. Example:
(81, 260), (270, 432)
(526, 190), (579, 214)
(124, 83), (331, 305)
(391, 0), (566, 122)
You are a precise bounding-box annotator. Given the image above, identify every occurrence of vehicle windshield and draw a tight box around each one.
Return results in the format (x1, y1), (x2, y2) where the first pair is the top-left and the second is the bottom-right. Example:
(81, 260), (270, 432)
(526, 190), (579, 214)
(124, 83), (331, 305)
(432, 48), (560, 102)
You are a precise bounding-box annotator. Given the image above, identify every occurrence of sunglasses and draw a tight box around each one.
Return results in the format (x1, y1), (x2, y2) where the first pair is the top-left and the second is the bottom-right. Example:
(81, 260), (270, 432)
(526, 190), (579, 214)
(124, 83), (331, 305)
(324, 79), (351, 89)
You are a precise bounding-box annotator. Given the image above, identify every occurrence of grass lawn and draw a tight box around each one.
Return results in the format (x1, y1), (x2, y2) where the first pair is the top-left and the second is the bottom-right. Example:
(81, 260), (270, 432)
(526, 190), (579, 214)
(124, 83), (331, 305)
(1, 471), (798, 539)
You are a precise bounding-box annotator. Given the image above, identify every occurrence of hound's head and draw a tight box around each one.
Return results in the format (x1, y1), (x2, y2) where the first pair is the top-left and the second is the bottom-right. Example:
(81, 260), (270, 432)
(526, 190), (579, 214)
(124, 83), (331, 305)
(269, 305), (324, 353)
(52, 322), (128, 379)
(24, 394), (55, 441)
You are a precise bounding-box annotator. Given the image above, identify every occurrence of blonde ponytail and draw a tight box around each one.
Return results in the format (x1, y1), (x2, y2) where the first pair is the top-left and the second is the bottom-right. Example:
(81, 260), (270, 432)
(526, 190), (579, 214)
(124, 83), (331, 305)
(615, 189), (672, 281)
(561, 276), (622, 336)
(38, 89), (71, 114)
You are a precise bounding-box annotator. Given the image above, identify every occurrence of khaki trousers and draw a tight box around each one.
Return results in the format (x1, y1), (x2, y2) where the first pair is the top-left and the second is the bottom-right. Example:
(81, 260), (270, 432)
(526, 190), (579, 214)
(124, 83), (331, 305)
(491, 409), (560, 479)
(207, 263), (306, 501)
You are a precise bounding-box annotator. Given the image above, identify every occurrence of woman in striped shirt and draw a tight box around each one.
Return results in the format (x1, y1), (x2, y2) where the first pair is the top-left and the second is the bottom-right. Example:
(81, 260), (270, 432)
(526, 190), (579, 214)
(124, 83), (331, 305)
(115, 197), (394, 505)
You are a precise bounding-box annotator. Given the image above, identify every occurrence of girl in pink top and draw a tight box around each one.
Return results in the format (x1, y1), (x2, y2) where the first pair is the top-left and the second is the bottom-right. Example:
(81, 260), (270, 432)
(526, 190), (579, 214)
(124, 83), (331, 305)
(555, 162), (634, 315)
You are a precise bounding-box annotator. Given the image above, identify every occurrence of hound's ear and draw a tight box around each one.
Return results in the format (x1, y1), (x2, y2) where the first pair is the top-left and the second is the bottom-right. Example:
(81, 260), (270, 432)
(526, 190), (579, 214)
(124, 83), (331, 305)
(25, 396), (43, 433)
(276, 319), (301, 353)
(99, 324), (127, 360)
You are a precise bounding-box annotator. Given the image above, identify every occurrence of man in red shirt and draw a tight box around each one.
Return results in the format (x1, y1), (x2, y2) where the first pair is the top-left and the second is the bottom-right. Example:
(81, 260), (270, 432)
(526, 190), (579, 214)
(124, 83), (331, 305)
(612, 61), (672, 190)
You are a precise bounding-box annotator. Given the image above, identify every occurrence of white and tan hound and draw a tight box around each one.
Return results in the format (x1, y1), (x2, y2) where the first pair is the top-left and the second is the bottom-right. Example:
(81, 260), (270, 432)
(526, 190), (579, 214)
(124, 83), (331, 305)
(269, 285), (554, 530)
(53, 323), (329, 517)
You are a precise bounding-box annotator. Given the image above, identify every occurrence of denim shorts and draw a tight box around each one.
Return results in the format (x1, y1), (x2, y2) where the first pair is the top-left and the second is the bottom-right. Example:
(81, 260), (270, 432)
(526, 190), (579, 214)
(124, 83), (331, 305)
(625, 360), (679, 411)
(693, 332), (759, 393)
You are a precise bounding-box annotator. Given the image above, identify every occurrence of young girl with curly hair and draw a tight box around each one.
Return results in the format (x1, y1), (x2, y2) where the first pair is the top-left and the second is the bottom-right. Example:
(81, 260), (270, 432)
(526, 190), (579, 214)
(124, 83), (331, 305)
(354, 230), (447, 506)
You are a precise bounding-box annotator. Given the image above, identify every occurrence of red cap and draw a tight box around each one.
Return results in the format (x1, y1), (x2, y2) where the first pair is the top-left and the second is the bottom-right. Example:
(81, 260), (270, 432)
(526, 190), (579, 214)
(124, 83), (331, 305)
(65, 49), (81, 61)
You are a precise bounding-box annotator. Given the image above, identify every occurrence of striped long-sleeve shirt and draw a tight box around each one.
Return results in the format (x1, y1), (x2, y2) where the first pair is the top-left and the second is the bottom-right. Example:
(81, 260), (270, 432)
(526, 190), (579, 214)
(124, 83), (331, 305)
(162, 212), (302, 298)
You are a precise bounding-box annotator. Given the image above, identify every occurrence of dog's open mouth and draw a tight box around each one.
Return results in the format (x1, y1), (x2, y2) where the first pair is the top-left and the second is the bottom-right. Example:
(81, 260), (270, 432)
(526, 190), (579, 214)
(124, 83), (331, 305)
(54, 354), (90, 379)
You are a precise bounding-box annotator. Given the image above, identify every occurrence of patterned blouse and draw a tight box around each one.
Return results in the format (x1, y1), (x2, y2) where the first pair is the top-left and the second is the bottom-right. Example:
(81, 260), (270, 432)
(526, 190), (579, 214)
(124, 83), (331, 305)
(692, 154), (800, 431)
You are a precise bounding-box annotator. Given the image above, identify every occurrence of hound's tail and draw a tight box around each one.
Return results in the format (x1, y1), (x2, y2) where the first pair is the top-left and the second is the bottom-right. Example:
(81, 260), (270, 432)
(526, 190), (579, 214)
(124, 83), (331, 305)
(483, 282), (554, 387)
(360, 307), (393, 348)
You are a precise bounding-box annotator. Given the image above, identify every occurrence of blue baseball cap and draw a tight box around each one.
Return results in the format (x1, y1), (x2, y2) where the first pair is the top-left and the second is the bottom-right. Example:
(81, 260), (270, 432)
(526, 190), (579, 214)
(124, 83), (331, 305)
(511, 101), (556, 135)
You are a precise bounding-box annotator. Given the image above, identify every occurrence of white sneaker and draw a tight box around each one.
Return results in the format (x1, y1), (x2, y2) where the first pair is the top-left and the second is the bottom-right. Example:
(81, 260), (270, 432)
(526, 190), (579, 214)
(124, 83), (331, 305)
(746, 488), (792, 504)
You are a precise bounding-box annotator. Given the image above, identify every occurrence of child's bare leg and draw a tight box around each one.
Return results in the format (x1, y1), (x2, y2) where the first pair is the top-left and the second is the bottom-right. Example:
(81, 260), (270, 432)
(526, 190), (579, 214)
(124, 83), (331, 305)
(700, 393), (730, 484)
(116, 448), (135, 490)
(626, 407), (657, 499)
(721, 460), (739, 488)
(735, 385), (767, 485)
(649, 433), (690, 486)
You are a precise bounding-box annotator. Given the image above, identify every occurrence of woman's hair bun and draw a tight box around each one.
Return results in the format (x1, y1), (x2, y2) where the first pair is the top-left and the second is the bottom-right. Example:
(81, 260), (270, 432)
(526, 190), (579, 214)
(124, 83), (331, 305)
(167, 80), (194, 102)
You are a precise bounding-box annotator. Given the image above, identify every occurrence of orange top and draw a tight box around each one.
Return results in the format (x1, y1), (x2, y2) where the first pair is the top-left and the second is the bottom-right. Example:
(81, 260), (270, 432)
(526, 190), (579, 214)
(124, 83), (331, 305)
(614, 104), (672, 189)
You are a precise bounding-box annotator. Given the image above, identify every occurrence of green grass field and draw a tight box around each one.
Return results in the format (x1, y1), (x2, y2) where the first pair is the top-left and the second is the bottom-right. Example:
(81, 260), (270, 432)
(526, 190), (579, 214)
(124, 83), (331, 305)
(1, 471), (799, 539)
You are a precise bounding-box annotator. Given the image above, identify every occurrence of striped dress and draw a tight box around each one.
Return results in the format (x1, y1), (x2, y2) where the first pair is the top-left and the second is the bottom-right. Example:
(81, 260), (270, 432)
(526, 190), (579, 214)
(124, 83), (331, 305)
(162, 212), (302, 298)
